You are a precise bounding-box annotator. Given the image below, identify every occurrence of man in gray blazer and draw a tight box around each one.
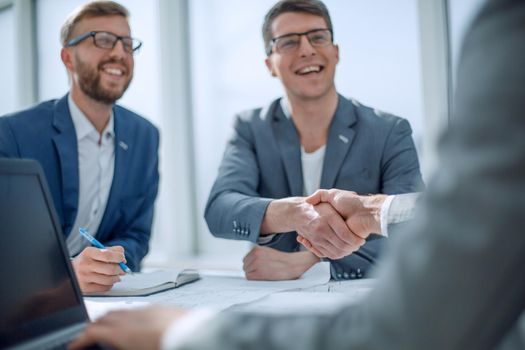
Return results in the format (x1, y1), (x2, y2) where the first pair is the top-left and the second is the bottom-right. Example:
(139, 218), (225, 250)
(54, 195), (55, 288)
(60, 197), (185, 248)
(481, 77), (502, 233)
(71, 0), (525, 348)
(205, 0), (424, 281)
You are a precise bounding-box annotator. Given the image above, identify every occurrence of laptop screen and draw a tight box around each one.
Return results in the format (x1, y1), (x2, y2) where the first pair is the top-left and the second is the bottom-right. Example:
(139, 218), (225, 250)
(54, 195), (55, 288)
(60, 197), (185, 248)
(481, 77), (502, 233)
(0, 159), (88, 348)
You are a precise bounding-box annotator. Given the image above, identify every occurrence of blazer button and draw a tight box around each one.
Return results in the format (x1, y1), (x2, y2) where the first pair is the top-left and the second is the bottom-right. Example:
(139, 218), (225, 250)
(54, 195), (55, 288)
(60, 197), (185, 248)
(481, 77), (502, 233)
(336, 273), (342, 279)
(343, 272), (349, 279)
(350, 271), (356, 279)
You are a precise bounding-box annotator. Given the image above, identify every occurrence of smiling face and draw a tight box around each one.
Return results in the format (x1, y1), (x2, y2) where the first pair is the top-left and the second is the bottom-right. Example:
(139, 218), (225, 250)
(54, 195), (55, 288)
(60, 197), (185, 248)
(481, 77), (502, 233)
(62, 15), (134, 105)
(265, 12), (339, 102)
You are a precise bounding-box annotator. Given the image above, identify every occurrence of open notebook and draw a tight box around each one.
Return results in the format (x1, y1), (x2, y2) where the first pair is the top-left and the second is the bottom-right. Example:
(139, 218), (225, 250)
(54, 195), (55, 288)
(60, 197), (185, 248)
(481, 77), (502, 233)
(85, 269), (200, 297)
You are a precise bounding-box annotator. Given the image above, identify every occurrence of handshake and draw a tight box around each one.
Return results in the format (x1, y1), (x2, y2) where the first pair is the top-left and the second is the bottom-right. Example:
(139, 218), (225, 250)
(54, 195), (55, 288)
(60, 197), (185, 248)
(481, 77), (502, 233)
(294, 189), (387, 260)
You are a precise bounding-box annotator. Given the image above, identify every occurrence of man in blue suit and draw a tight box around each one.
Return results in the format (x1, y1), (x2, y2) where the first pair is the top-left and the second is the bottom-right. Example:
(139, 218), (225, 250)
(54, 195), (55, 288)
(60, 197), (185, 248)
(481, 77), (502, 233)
(0, 1), (159, 293)
(205, 0), (423, 281)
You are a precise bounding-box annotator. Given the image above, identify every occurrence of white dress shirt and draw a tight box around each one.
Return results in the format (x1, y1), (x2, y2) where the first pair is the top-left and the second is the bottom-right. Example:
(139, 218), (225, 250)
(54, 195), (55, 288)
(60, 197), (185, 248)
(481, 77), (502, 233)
(380, 195), (395, 237)
(66, 94), (115, 256)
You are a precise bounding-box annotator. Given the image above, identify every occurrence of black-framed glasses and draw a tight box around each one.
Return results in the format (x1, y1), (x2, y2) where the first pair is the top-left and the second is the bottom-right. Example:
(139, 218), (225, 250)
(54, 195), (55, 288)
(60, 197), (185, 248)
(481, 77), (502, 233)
(267, 28), (333, 56)
(66, 31), (142, 54)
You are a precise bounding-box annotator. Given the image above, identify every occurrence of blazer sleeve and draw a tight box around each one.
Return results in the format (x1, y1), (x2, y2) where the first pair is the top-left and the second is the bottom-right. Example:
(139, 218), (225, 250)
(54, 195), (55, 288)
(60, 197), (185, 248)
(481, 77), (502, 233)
(0, 117), (20, 157)
(380, 118), (424, 194)
(204, 114), (272, 243)
(327, 120), (424, 280)
(104, 127), (160, 271)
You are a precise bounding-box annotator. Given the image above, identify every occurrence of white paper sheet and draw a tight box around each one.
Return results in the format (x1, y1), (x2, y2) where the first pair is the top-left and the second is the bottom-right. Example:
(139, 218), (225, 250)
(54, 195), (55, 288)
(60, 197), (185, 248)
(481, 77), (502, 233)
(240, 279), (375, 315)
(237, 291), (355, 314)
(84, 300), (149, 320)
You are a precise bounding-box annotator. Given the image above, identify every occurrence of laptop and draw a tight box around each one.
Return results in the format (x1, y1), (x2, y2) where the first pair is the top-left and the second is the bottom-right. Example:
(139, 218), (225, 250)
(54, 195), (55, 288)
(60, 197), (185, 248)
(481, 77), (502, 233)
(0, 159), (105, 349)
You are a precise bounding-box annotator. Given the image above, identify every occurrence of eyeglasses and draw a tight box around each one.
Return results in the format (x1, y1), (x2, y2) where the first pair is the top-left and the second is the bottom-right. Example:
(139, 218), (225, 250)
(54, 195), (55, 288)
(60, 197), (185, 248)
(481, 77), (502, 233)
(267, 28), (333, 56)
(66, 31), (142, 54)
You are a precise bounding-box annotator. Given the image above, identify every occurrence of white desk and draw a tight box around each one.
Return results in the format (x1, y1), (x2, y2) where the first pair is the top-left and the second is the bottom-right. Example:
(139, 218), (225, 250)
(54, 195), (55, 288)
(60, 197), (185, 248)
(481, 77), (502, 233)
(84, 263), (375, 320)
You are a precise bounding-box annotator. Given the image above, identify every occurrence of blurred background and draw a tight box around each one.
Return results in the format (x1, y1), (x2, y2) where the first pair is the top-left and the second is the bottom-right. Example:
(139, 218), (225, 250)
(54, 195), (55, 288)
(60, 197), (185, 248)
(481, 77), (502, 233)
(0, 0), (484, 268)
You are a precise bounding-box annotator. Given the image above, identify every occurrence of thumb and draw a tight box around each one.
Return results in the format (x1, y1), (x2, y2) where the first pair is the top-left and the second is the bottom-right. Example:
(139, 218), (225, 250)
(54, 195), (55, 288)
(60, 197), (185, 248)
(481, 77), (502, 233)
(305, 189), (328, 205)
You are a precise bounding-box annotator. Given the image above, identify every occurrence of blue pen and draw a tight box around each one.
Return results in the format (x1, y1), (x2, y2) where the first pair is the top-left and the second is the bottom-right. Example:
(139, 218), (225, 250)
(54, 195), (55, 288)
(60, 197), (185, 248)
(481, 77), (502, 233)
(79, 227), (132, 274)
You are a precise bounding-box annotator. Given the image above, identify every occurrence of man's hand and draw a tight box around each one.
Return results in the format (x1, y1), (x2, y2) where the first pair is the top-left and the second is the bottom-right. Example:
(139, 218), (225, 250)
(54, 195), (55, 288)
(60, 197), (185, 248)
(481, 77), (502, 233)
(299, 189), (386, 256)
(243, 246), (320, 280)
(307, 189), (385, 237)
(262, 197), (366, 259)
(69, 306), (186, 350)
(72, 246), (127, 293)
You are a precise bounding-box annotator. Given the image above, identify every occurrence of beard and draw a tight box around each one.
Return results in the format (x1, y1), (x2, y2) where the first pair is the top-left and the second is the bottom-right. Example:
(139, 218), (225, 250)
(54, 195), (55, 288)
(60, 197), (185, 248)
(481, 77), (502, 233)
(74, 54), (132, 105)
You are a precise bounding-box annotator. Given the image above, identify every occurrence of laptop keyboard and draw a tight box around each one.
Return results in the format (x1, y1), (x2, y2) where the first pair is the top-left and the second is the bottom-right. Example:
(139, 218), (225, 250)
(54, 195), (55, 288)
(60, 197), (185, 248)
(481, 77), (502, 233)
(37, 331), (109, 350)
(40, 329), (79, 350)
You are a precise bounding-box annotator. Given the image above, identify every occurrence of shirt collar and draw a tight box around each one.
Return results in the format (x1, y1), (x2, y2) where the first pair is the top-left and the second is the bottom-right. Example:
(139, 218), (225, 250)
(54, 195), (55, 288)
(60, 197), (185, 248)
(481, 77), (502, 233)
(68, 94), (115, 142)
(280, 97), (291, 119)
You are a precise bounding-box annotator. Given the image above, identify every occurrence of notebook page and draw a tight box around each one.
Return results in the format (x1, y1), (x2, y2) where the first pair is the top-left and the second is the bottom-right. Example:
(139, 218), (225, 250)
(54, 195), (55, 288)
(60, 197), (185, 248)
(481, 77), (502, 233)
(111, 270), (181, 292)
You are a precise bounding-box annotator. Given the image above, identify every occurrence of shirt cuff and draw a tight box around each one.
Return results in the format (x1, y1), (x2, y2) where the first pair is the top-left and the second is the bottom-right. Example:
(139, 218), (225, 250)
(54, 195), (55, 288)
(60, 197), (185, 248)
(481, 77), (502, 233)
(380, 195), (395, 237)
(161, 308), (218, 350)
(257, 234), (277, 245)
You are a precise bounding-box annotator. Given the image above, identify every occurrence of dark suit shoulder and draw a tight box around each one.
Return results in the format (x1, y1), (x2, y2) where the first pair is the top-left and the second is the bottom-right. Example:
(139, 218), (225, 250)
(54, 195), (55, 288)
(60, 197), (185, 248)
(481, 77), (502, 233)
(350, 98), (409, 130)
(235, 98), (281, 124)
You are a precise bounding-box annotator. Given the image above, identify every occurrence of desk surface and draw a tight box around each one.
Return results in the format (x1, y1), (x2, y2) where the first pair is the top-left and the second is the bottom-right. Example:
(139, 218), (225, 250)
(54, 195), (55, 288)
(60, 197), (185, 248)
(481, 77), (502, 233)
(84, 263), (375, 320)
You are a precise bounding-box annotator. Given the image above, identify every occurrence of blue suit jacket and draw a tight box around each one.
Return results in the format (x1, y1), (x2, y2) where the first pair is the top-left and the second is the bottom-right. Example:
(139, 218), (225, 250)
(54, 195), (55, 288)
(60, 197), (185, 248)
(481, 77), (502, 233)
(205, 95), (424, 279)
(0, 94), (159, 271)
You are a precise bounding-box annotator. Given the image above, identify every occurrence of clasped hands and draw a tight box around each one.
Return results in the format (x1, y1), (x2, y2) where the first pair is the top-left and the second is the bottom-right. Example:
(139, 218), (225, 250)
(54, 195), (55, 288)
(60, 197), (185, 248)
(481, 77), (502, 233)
(243, 189), (386, 281)
(296, 189), (385, 259)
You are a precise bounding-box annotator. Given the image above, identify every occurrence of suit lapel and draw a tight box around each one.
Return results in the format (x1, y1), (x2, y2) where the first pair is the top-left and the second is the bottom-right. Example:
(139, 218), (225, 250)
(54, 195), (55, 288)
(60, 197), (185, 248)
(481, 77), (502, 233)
(321, 96), (357, 188)
(270, 101), (303, 196)
(52, 95), (79, 236)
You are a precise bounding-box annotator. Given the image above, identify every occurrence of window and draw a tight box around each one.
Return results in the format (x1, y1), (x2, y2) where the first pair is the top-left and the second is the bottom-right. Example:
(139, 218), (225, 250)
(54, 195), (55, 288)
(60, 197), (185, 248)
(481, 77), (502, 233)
(0, 4), (16, 116)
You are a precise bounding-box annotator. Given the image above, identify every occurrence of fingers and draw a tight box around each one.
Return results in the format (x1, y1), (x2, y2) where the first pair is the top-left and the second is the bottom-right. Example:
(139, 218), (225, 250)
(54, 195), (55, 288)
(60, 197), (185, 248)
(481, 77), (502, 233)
(299, 202), (366, 259)
(88, 246), (127, 264)
(69, 322), (115, 350)
(242, 247), (258, 272)
(73, 246), (129, 293)
(83, 271), (122, 286)
(326, 208), (365, 249)
(297, 236), (325, 258)
(297, 235), (312, 249)
(305, 189), (331, 205)
(76, 248), (125, 276)
(243, 246), (279, 274)
(242, 247), (300, 280)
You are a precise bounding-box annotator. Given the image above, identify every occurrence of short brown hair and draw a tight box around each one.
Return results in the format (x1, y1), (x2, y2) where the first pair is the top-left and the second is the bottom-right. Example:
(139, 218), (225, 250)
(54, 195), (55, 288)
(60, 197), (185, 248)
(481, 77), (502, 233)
(262, 0), (333, 56)
(60, 1), (129, 46)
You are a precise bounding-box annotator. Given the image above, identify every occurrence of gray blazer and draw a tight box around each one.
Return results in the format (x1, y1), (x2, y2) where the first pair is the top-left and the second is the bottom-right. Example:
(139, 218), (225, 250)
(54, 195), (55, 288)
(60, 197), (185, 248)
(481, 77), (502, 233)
(179, 0), (525, 348)
(205, 95), (424, 279)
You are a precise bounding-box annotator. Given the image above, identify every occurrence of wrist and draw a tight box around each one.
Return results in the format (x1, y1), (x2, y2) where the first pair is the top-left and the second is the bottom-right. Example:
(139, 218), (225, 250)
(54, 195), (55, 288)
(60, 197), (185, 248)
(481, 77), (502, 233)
(292, 251), (320, 277)
(261, 197), (304, 234)
(361, 194), (387, 233)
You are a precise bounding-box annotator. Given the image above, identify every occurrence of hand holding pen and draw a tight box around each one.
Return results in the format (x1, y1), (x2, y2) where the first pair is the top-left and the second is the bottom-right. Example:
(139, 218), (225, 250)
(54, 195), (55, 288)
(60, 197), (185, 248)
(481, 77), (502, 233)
(70, 227), (131, 294)
(79, 227), (132, 274)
